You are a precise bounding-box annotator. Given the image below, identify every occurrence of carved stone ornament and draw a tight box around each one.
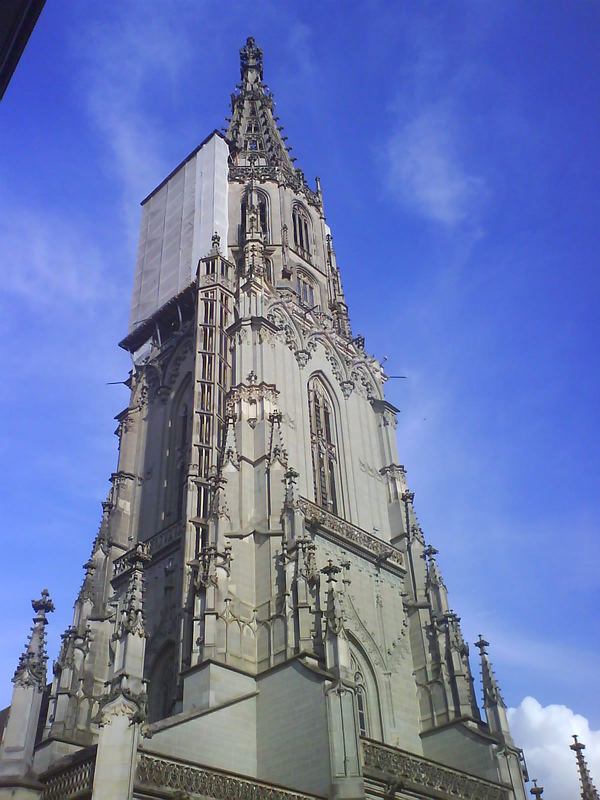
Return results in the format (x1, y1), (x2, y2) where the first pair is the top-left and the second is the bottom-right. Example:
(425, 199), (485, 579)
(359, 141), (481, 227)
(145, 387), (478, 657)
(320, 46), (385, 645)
(362, 740), (507, 800)
(137, 753), (318, 800)
(340, 379), (354, 398)
(294, 348), (311, 368)
(95, 684), (147, 726)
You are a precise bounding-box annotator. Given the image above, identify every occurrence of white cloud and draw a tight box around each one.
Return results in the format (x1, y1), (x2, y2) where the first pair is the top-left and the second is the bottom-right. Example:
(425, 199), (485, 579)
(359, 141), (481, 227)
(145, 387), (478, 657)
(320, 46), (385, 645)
(385, 103), (486, 226)
(72, 5), (196, 244)
(508, 697), (600, 798)
(0, 205), (112, 309)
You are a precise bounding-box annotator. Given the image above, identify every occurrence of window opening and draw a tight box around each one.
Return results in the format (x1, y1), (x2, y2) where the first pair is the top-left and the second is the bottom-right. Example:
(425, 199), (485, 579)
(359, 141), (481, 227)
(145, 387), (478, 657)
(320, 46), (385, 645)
(292, 205), (311, 253)
(308, 377), (339, 515)
(297, 274), (315, 308)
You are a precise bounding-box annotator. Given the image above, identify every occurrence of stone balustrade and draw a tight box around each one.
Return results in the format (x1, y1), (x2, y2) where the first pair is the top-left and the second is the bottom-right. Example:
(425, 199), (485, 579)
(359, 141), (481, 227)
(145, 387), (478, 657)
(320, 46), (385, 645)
(136, 752), (323, 800)
(298, 497), (404, 570)
(41, 753), (95, 800)
(361, 739), (507, 800)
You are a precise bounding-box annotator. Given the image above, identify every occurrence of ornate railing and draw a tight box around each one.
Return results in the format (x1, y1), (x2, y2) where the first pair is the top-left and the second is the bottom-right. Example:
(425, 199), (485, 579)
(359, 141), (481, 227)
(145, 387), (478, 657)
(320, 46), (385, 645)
(362, 739), (507, 800)
(298, 498), (404, 570)
(145, 519), (185, 558)
(41, 753), (95, 800)
(137, 752), (322, 800)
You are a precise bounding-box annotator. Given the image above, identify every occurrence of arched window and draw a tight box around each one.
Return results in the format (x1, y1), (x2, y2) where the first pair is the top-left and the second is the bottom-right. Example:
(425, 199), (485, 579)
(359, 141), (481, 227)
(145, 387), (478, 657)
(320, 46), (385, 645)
(241, 190), (270, 243)
(292, 204), (311, 254)
(349, 647), (383, 740)
(297, 272), (315, 308)
(308, 376), (339, 515)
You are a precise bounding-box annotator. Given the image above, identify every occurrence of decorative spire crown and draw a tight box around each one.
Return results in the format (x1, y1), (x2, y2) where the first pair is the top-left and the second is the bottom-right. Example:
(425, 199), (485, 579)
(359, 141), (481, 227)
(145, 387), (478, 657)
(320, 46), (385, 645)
(240, 36), (263, 82)
(226, 37), (320, 209)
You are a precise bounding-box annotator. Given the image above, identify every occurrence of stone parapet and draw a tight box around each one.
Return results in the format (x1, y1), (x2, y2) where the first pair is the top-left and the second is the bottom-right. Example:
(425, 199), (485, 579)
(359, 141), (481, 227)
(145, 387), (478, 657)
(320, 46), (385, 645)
(298, 498), (404, 571)
(40, 751), (95, 800)
(136, 752), (324, 800)
(361, 739), (507, 800)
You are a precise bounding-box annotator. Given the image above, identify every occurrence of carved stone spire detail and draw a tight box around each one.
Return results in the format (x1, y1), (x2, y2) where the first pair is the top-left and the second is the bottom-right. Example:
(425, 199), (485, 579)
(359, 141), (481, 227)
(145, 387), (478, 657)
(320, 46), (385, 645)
(475, 635), (506, 709)
(571, 735), (600, 800)
(529, 778), (544, 798)
(13, 589), (54, 689)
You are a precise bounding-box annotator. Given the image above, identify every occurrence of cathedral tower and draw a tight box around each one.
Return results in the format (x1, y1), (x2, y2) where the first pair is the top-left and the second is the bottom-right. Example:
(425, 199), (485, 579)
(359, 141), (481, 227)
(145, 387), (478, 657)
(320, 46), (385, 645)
(0, 38), (530, 800)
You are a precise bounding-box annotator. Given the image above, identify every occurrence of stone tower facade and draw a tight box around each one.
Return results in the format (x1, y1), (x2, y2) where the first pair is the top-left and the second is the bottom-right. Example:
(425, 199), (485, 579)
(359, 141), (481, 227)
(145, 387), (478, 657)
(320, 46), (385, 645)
(0, 38), (530, 800)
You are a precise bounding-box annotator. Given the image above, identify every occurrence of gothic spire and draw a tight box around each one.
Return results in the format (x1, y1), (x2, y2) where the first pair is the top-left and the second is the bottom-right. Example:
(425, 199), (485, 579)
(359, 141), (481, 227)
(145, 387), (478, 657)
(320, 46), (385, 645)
(13, 589), (54, 689)
(424, 544), (450, 616)
(570, 735), (600, 800)
(475, 634), (514, 745)
(226, 37), (307, 184)
(475, 634), (505, 708)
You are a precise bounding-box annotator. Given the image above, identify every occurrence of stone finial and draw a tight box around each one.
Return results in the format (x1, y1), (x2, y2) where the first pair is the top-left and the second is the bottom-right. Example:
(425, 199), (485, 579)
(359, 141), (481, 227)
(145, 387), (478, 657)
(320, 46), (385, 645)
(223, 414), (239, 467)
(268, 411), (287, 467)
(13, 589), (55, 689)
(211, 231), (221, 252)
(321, 560), (341, 584)
(475, 635), (489, 655)
(240, 36), (263, 82)
(530, 779), (544, 798)
(283, 467), (299, 506)
(571, 735), (600, 800)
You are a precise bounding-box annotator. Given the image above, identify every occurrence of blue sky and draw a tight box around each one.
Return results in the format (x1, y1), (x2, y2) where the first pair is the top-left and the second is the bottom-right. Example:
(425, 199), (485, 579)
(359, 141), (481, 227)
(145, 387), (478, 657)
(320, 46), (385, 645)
(1, 2), (598, 795)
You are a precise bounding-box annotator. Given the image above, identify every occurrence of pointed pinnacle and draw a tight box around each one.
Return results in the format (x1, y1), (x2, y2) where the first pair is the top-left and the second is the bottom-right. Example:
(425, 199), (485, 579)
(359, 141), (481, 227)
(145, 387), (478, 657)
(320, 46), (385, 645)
(571, 735), (600, 800)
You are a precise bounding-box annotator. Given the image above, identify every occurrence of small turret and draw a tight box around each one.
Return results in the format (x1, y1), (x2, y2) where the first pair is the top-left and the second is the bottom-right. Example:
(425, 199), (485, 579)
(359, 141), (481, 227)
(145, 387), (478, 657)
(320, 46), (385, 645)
(0, 590), (54, 784)
(570, 735), (600, 800)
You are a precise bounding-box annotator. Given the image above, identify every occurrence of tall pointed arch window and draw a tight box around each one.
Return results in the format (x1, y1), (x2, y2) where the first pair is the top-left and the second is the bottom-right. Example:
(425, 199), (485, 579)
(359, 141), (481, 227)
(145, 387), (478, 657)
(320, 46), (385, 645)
(308, 377), (339, 515)
(351, 653), (369, 737)
(292, 204), (311, 254)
